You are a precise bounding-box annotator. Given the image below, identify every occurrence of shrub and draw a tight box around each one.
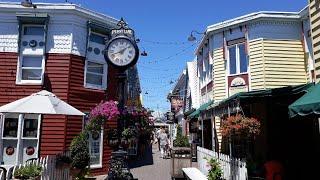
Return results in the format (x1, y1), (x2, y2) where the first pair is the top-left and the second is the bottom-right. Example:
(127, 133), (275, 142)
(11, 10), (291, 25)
(205, 157), (223, 180)
(70, 132), (90, 170)
(173, 125), (190, 147)
(14, 164), (42, 179)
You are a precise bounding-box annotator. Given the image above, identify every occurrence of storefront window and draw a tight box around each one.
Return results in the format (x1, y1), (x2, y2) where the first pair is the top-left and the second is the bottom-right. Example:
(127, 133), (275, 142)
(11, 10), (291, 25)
(89, 132), (102, 166)
(83, 114), (103, 168)
(23, 119), (38, 138)
(3, 118), (18, 138)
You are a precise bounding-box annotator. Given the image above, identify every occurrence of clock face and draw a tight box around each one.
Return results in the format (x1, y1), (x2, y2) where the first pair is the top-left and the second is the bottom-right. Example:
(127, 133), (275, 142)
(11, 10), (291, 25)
(106, 37), (138, 67)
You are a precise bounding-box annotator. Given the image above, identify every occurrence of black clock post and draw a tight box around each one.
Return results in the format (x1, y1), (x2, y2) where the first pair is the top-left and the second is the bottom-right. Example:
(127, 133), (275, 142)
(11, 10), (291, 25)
(104, 18), (139, 180)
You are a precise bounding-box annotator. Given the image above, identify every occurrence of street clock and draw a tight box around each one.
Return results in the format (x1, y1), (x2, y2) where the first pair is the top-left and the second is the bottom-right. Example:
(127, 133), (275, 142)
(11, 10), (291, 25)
(105, 18), (139, 69)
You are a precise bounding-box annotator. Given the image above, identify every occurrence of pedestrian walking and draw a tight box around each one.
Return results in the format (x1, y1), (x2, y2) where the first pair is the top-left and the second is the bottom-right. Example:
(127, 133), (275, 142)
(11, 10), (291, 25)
(159, 128), (168, 159)
(156, 127), (162, 151)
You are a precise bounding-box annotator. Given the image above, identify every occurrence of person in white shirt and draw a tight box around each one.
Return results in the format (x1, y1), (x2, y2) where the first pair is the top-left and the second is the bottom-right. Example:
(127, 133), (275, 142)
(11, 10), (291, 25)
(156, 128), (162, 151)
(159, 129), (168, 158)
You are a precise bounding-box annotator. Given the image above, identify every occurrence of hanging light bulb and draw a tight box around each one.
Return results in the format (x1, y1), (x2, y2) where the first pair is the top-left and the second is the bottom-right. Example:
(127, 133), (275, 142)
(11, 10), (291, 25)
(141, 50), (148, 56)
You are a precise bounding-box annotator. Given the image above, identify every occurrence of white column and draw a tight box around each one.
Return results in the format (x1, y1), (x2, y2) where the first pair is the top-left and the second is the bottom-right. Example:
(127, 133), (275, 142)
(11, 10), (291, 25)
(16, 114), (24, 165)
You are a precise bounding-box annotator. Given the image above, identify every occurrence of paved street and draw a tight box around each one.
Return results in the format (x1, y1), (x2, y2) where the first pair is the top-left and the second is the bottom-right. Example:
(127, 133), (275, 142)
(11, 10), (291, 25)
(129, 144), (172, 180)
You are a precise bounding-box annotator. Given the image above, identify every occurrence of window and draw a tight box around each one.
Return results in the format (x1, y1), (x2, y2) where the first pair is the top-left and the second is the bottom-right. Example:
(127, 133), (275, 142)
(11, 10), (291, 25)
(90, 33), (106, 45)
(3, 118), (18, 138)
(23, 26), (44, 36)
(83, 114), (103, 168)
(85, 61), (107, 89)
(228, 43), (248, 75)
(23, 119), (38, 138)
(18, 56), (44, 82)
(89, 132), (103, 167)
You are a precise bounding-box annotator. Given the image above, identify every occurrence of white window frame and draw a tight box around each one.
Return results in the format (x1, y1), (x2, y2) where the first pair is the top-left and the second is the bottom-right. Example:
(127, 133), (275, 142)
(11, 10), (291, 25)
(84, 60), (107, 90)
(22, 25), (45, 36)
(16, 55), (45, 85)
(16, 24), (45, 85)
(227, 43), (247, 76)
(0, 114), (41, 165)
(89, 32), (107, 45)
(88, 130), (104, 169)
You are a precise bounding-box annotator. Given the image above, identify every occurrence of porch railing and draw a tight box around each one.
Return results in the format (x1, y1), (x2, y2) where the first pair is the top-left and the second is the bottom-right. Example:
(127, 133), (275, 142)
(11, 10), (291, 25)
(2, 155), (72, 180)
(197, 146), (248, 180)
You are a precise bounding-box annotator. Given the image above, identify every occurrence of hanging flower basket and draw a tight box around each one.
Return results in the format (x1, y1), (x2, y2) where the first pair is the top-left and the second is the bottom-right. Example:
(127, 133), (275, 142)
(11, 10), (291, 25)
(220, 115), (261, 138)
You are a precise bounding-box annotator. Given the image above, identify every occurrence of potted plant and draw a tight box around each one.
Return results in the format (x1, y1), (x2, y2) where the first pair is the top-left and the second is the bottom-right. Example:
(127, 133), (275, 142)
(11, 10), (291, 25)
(220, 115), (260, 138)
(204, 157), (223, 180)
(13, 164), (42, 180)
(70, 132), (90, 179)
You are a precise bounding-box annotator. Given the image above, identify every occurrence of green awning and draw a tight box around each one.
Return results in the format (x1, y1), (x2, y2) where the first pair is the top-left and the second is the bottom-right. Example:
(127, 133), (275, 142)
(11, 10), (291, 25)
(188, 109), (199, 118)
(184, 108), (196, 117)
(289, 83), (320, 118)
(188, 100), (214, 118)
(208, 83), (314, 110)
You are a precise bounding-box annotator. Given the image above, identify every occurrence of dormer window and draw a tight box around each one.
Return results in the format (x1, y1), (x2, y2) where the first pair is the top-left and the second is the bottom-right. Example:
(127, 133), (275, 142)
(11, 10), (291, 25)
(23, 26), (44, 36)
(90, 33), (106, 45)
(15, 13), (49, 85)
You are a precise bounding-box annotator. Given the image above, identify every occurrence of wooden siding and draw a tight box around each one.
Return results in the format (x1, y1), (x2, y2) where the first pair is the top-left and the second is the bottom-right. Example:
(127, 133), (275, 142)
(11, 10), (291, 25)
(249, 39), (265, 90)
(67, 54), (117, 175)
(309, 0), (320, 82)
(0, 52), (70, 156)
(213, 48), (226, 102)
(262, 40), (307, 88)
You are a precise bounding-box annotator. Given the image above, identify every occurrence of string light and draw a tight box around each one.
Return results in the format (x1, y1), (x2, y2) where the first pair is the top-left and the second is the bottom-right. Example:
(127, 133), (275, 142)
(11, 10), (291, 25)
(139, 42), (198, 64)
(141, 39), (189, 45)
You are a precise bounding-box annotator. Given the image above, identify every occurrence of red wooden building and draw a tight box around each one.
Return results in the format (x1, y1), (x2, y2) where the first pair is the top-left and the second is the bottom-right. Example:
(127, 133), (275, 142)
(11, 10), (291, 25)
(0, 2), (137, 175)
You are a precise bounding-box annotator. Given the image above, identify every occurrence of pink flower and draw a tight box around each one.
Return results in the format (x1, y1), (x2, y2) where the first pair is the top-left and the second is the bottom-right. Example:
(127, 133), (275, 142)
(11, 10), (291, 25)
(89, 100), (120, 120)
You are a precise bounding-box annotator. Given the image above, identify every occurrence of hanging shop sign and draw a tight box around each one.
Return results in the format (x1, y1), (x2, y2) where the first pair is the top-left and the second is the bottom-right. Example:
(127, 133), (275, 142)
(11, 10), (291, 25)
(228, 74), (249, 96)
(171, 98), (184, 113)
(104, 18), (139, 69)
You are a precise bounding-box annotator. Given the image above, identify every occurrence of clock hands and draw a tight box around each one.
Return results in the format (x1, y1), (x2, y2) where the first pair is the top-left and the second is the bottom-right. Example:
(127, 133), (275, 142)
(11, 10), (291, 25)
(111, 46), (130, 55)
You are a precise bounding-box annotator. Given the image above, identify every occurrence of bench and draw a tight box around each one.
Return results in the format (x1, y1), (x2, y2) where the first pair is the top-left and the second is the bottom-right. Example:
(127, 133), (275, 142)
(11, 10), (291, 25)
(182, 167), (207, 180)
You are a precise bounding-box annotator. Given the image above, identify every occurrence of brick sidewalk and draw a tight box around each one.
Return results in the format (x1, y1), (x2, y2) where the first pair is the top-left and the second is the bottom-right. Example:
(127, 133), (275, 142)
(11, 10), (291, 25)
(130, 144), (172, 180)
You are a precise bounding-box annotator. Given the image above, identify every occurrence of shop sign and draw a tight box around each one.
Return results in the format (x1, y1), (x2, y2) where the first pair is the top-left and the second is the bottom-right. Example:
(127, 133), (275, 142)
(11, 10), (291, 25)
(228, 74), (249, 96)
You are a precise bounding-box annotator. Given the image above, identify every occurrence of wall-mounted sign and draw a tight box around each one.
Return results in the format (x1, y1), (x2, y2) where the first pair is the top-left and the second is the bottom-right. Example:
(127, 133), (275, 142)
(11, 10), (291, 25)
(228, 74), (249, 96)
(26, 146), (35, 156)
(171, 98), (183, 113)
(104, 18), (139, 69)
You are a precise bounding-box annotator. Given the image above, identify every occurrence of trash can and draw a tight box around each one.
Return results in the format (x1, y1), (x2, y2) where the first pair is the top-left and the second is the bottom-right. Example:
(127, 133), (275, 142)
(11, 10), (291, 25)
(170, 147), (192, 180)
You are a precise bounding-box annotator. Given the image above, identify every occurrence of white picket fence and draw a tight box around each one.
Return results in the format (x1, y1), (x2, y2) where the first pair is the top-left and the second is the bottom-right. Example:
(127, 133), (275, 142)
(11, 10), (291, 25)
(197, 146), (248, 180)
(0, 156), (72, 180)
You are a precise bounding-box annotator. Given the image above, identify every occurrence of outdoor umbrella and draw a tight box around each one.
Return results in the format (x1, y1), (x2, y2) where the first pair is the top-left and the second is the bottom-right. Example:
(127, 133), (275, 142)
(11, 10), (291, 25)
(289, 83), (320, 118)
(0, 90), (85, 116)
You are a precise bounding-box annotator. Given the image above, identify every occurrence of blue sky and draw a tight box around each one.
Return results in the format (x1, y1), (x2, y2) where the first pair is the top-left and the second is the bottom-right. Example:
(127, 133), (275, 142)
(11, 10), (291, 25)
(7, 0), (308, 113)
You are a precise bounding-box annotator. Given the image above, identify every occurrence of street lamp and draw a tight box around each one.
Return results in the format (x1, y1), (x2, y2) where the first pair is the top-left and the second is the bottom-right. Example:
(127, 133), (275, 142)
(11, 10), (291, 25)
(21, 0), (36, 8)
(188, 30), (205, 42)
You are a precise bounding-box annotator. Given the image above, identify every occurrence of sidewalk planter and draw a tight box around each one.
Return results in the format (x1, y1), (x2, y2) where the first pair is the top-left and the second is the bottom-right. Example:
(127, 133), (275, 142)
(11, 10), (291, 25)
(13, 164), (42, 180)
(170, 147), (192, 179)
